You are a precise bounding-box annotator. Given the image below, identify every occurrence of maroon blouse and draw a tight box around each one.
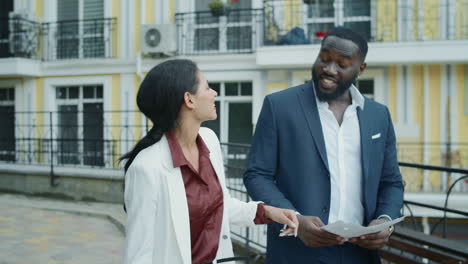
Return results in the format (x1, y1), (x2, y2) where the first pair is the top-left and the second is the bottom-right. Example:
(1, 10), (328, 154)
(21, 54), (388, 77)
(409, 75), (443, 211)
(166, 130), (271, 264)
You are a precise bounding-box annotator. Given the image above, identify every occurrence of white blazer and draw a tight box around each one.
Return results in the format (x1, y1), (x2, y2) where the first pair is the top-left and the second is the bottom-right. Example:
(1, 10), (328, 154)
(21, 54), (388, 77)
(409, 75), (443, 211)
(123, 127), (260, 264)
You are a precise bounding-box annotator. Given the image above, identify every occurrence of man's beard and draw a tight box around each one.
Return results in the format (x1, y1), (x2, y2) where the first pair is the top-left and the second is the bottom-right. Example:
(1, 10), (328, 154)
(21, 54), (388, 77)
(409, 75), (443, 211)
(312, 68), (357, 102)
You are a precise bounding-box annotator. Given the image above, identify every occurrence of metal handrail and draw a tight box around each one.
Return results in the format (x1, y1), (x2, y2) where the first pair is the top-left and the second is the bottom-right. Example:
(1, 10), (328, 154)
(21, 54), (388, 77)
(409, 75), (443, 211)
(219, 142), (468, 262)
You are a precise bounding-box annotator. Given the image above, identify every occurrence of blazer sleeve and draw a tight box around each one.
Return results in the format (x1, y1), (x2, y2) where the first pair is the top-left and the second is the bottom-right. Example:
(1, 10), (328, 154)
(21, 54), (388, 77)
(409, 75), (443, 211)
(375, 107), (404, 219)
(123, 163), (158, 264)
(243, 96), (297, 211)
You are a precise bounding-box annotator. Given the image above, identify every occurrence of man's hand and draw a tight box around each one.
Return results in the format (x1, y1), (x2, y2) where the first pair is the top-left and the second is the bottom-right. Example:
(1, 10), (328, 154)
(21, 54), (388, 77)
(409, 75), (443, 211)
(296, 215), (345, 247)
(349, 218), (391, 250)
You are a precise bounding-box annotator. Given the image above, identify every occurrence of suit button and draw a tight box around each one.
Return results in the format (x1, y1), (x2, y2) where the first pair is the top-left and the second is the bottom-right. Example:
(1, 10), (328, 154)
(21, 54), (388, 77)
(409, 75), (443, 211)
(222, 235), (228, 240)
(322, 207), (328, 213)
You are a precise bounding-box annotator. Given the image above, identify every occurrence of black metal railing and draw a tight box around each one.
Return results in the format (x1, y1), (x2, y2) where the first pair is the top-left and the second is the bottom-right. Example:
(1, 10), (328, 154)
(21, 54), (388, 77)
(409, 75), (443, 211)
(381, 161), (468, 263)
(0, 17), (116, 61)
(0, 110), (146, 170)
(218, 142), (468, 263)
(263, 0), (468, 46)
(42, 18), (117, 60)
(0, 16), (41, 59)
(396, 142), (468, 193)
(175, 8), (263, 56)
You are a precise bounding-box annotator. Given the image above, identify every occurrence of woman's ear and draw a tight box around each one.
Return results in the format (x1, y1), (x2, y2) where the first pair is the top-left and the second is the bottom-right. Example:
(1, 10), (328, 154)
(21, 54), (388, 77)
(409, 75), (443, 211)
(183, 92), (195, 109)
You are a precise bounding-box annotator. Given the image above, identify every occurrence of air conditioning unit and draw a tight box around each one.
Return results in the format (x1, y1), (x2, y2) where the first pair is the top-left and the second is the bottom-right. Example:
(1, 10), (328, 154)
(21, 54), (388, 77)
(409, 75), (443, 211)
(8, 11), (38, 58)
(141, 24), (177, 54)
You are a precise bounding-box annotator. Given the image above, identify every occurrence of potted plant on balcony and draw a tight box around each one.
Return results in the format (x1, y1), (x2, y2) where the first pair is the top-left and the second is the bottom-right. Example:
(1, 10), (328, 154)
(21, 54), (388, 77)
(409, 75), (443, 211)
(208, 0), (229, 17)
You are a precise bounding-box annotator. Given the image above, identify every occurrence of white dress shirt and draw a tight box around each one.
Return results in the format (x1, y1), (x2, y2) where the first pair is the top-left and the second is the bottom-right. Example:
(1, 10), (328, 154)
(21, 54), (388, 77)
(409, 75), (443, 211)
(315, 85), (365, 225)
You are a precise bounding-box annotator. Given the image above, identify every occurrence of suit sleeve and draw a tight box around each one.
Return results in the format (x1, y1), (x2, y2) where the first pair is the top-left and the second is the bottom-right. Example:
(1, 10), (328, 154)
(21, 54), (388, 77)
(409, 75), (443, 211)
(375, 107), (404, 219)
(123, 164), (157, 264)
(243, 96), (296, 211)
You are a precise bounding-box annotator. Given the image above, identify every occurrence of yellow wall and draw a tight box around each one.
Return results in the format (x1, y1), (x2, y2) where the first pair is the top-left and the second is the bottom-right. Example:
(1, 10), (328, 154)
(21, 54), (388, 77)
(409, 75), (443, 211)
(169, 0), (175, 23)
(35, 78), (44, 162)
(428, 65), (441, 188)
(283, 0), (301, 32)
(111, 74), (121, 167)
(413, 0), (420, 40)
(375, 0), (397, 41)
(457, 65), (468, 143)
(423, 0), (439, 40)
(35, 0), (43, 19)
(266, 82), (289, 95)
(134, 0), (141, 55)
(412, 65), (424, 140)
(456, 0), (468, 39)
(146, 0), (155, 24)
(387, 66), (397, 118)
(112, 0), (120, 58)
(134, 74), (143, 142)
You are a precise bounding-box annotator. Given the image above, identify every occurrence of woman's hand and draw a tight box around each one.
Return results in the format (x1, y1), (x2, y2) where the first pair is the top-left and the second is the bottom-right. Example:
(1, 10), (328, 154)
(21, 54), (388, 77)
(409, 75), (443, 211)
(263, 205), (299, 237)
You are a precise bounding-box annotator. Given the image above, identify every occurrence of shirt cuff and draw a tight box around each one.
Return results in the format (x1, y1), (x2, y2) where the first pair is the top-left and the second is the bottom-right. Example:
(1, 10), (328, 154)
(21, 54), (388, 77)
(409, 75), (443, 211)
(377, 214), (392, 222)
(254, 203), (273, 224)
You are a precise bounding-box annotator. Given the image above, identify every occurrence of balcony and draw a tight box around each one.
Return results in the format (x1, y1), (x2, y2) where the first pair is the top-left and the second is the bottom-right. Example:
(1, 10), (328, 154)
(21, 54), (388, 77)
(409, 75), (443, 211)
(263, 0), (468, 46)
(42, 18), (117, 61)
(0, 16), (117, 63)
(175, 8), (263, 56)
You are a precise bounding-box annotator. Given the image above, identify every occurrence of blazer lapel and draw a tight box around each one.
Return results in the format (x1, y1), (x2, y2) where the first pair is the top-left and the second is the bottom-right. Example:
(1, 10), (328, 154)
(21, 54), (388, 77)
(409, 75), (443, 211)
(160, 136), (191, 264)
(298, 82), (330, 172)
(357, 101), (372, 184)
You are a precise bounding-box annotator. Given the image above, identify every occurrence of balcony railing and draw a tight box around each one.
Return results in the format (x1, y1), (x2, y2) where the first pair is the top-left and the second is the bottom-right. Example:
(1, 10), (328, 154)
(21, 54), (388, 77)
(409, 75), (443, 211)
(0, 17), (116, 61)
(0, 16), (41, 59)
(175, 8), (263, 56)
(42, 18), (117, 61)
(263, 0), (468, 46)
(397, 142), (468, 193)
(219, 142), (468, 263)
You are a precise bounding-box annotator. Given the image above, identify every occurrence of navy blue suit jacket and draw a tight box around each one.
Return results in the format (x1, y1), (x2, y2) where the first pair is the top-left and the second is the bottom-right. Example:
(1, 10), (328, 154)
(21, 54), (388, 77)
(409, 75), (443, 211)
(244, 81), (404, 264)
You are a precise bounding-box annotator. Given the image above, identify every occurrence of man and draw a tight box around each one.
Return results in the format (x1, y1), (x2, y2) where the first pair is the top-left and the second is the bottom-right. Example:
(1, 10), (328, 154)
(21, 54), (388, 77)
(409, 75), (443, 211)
(243, 27), (404, 263)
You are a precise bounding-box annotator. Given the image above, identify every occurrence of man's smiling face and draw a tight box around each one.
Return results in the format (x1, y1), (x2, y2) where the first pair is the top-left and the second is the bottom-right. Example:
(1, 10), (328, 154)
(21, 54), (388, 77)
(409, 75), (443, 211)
(312, 36), (366, 102)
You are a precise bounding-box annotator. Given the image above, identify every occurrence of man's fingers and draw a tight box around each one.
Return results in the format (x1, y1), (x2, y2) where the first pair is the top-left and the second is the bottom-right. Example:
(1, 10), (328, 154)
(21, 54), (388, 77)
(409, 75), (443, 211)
(353, 237), (388, 249)
(364, 231), (384, 240)
(309, 231), (341, 245)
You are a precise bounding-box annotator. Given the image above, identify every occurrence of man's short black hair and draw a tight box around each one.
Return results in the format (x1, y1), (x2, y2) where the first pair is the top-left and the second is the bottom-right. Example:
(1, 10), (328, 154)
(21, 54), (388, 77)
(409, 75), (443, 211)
(322, 27), (368, 60)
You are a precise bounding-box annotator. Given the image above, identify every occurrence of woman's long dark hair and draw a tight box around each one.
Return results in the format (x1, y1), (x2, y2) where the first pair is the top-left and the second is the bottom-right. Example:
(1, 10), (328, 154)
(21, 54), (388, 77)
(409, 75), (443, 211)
(120, 59), (199, 172)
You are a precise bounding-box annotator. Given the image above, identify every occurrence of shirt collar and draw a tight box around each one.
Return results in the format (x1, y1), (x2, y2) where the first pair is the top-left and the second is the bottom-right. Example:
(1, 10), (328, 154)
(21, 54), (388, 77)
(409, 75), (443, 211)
(165, 129), (210, 168)
(313, 82), (365, 110)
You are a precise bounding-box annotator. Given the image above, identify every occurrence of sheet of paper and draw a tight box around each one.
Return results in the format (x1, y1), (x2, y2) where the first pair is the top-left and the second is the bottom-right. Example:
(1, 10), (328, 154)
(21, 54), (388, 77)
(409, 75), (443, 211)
(320, 216), (405, 239)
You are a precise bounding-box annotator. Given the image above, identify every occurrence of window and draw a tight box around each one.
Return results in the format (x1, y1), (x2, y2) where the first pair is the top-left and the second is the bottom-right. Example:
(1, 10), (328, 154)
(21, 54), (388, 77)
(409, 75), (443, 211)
(193, 0), (253, 53)
(57, 0), (105, 59)
(0, 88), (15, 161)
(202, 82), (253, 144)
(306, 0), (371, 43)
(55, 85), (104, 166)
(0, 0), (13, 58)
(356, 79), (374, 99)
(202, 81), (253, 178)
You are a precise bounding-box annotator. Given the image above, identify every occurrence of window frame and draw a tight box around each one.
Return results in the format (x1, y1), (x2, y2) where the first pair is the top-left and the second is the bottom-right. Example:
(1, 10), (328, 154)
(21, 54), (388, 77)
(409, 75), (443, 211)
(304, 0), (373, 42)
(44, 76), (112, 167)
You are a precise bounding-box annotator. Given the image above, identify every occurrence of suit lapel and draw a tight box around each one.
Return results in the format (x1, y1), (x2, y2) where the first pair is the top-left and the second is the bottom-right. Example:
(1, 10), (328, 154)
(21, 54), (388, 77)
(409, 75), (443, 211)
(357, 100), (372, 184)
(160, 136), (191, 264)
(298, 82), (330, 172)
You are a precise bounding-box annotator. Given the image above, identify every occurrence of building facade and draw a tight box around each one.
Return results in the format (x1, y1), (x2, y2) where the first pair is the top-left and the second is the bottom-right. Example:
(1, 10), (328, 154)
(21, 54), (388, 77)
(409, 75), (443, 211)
(1, 0), (467, 213)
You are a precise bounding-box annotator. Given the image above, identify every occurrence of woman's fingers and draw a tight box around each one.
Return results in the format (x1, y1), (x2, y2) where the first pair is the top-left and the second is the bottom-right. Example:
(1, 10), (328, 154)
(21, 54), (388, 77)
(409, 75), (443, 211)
(278, 210), (299, 237)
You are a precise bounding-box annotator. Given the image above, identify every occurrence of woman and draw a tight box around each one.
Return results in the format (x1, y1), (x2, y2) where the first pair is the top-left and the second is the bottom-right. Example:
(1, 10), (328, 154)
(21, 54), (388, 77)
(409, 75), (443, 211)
(121, 59), (298, 264)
